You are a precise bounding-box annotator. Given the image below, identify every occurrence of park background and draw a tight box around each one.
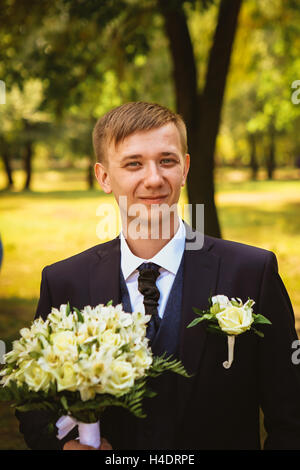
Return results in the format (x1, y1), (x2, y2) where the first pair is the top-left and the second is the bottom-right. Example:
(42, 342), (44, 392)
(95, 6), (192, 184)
(0, 0), (300, 449)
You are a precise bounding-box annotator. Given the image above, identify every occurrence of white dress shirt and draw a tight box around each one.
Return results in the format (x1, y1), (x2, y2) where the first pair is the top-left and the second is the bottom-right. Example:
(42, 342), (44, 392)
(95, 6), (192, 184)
(120, 219), (186, 319)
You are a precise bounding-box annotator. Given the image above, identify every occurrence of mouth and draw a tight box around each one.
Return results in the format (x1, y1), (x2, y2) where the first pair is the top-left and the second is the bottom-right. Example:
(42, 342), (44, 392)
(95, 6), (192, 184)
(138, 195), (169, 204)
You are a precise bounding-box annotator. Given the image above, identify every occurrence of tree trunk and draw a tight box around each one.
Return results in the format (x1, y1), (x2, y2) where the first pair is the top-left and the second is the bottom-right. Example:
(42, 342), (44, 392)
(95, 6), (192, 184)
(248, 134), (259, 180)
(266, 128), (276, 180)
(1, 150), (14, 188)
(23, 141), (33, 190)
(159, 0), (242, 238)
(87, 156), (94, 189)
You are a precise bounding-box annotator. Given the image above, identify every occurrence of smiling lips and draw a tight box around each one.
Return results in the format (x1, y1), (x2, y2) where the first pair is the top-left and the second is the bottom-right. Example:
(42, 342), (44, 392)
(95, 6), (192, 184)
(138, 195), (169, 204)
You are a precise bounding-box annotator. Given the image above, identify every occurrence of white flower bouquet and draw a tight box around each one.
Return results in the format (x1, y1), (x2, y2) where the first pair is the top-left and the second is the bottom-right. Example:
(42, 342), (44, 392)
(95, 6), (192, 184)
(0, 301), (189, 448)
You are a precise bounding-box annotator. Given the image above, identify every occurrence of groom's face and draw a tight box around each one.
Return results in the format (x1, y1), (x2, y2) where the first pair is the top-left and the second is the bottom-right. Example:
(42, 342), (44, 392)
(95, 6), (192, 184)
(94, 123), (190, 226)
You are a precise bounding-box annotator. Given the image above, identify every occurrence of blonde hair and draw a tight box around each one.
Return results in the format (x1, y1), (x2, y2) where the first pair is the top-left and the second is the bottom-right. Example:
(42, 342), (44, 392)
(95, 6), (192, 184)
(92, 101), (187, 163)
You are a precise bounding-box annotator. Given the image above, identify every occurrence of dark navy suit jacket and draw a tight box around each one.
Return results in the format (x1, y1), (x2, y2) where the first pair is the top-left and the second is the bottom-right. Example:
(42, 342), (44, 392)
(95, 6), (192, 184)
(16, 227), (300, 449)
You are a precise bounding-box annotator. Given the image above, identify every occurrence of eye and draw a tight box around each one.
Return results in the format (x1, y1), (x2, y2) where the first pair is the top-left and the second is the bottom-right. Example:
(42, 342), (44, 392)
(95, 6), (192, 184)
(125, 161), (141, 168)
(161, 158), (176, 165)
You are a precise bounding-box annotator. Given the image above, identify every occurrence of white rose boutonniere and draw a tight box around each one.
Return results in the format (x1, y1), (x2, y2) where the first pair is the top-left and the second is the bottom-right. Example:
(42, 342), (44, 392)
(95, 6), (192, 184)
(187, 296), (271, 369)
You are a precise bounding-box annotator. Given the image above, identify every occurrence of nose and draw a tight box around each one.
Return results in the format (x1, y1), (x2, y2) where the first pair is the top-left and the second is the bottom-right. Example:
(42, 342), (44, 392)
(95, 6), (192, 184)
(143, 161), (164, 188)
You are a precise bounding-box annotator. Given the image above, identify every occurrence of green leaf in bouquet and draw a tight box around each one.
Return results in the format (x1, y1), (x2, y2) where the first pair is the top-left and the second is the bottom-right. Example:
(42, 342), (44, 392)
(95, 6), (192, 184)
(68, 384), (148, 422)
(61, 395), (69, 411)
(73, 307), (84, 323)
(66, 302), (71, 316)
(113, 379), (149, 419)
(80, 343), (92, 355)
(29, 351), (42, 360)
(231, 299), (241, 307)
(15, 401), (57, 413)
(9, 380), (21, 401)
(143, 388), (157, 399)
(106, 300), (113, 306)
(37, 337), (44, 350)
(118, 343), (131, 354)
(1, 364), (14, 375)
(0, 385), (14, 401)
(149, 353), (191, 378)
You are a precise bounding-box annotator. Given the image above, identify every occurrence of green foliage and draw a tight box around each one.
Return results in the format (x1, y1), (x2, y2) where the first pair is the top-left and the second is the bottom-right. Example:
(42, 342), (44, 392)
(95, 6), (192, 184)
(252, 313), (272, 325)
(73, 307), (84, 323)
(220, 0), (300, 167)
(0, 346), (190, 425)
(251, 312), (272, 337)
(149, 353), (191, 378)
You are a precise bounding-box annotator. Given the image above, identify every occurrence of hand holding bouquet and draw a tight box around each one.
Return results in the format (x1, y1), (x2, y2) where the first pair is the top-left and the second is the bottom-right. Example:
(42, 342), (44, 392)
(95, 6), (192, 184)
(0, 302), (189, 448)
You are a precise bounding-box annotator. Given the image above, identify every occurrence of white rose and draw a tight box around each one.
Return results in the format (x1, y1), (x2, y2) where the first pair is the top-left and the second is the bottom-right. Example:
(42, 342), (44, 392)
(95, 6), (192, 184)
(54, 361), (78, 392)
(101, 330), (123, 348)
(50, 331), (76, 351)
(21, 360), (52, 392)
(133, 347), (152, 374)
(216, 305), (254, 335)
(104, 360), (135, 396)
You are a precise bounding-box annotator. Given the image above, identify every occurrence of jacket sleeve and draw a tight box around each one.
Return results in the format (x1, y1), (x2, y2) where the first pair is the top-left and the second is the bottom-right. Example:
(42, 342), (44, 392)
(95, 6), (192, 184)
(15, 266), (78, 450)
(258, 252), (300, 449)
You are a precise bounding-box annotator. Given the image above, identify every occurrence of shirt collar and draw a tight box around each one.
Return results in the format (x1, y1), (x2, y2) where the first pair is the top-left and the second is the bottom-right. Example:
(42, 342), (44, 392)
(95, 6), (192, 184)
(120, 218), (186, 280)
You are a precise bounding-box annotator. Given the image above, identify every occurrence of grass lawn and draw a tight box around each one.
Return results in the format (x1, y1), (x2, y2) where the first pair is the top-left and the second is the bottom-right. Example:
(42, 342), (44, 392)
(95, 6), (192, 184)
(0, 166), (299, 449)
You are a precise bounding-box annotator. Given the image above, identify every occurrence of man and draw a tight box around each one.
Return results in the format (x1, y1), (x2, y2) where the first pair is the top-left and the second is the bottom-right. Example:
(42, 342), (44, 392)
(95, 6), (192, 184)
(16, 102), (300, 450)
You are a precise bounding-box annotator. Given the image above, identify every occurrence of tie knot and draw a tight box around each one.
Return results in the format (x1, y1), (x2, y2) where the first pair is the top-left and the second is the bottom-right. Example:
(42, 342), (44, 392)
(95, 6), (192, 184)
(137, 262), (160, 274)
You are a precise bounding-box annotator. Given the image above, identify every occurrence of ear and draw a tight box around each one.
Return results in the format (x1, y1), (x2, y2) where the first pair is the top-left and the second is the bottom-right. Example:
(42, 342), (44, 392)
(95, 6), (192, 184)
(94, 162), (112, 194)
(181, 154), (190, 187)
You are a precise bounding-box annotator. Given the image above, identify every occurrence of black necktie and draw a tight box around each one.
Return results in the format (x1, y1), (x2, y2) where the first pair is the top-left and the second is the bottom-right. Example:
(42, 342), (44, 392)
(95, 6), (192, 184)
(137, 262), (161, 338)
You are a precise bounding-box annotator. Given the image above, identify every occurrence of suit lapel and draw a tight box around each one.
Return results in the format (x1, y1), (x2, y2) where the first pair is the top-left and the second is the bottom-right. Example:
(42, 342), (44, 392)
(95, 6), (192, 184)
(179, 238), (220, 373)
(89, 238), (121, 307)
(176, 230), (220, 427)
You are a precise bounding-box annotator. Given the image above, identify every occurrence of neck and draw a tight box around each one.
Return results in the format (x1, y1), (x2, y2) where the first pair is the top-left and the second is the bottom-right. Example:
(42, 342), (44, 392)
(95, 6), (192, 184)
(122, 214), (180, 259)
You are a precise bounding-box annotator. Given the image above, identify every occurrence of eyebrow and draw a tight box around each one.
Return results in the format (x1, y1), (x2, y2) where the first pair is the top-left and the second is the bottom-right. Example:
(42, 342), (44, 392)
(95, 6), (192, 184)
(121, 151), (179, 162)
(121, 154), (143, 161)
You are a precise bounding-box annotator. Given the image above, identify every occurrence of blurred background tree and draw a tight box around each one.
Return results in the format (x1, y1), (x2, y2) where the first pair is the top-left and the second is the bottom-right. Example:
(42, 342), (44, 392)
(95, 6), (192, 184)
(219, 0), (300, 179)
(1, 0), (300, 231)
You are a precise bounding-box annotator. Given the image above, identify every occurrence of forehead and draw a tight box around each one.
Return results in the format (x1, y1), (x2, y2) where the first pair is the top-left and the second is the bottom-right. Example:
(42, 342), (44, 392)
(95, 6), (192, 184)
(108, 123), (182, 158)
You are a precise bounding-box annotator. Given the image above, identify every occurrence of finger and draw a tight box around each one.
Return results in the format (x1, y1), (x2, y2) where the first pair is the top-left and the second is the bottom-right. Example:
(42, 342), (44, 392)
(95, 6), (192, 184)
(63, 440), (98, 450)
(100, 438), (112, 450)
